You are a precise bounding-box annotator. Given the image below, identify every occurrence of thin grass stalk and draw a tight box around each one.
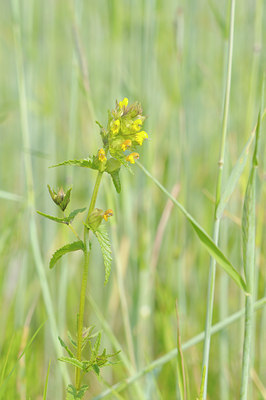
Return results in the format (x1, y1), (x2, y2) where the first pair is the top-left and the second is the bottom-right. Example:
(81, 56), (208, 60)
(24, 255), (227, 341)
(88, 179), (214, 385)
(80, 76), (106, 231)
(219, 228), (229, 400)
(200, 0), (235, 396)
(92, 296), (266, 400)
(11, 0), (70, 386)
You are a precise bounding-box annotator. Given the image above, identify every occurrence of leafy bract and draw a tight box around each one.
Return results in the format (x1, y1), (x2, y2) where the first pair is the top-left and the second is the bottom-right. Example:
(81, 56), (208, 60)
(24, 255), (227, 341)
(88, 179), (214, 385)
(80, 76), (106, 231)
(49, 241), (84, 269)
(94, 225), (112, 284)
(50, 157), (97, 169)
(110, 169), (121, 193)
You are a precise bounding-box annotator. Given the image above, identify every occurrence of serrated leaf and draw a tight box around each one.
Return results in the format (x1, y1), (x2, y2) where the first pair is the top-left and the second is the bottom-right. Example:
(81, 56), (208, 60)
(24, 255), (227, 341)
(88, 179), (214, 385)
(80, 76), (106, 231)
(58, 336), (74, 358)
(49, 241), (84, 269)
(37, 210), (67, 224)
(94, 226), (112, 284)
(50, 158), (95, 169)
(59, 357), (84, 370)
(66, 384), (88, 400)
(92, 364), (100, 375)
(110, 169), (121, 193)
(67, 331), (77, 348)
(216, 131), (255, 219)
(90, 332), (102, 364)
(37, 208), (86, 225)
(66, 208), (87, 223)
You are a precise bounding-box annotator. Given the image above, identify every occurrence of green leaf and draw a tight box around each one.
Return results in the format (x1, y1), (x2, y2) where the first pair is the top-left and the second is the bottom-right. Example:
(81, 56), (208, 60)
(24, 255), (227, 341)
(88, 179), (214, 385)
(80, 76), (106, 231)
(92, 364), (100, 375)
(58, 336), (75, 358)
(110, 169), (121, 193)
(37, 210), (67, 224)
(66, 384), (88, 400)
(137, 161), (247, 293)
(216, 131), (255, 219)
(66, 208), (87, 223)
(67, 331), (77, 349)
(60, 187), (72, 211)
(37, 208), (86, 225)
(42, 360), (51, 400)
(49, 241), (84, 269)
(94, 226), (112, 284)
(59, 357), (84, 370)
(105, 158), (121, 173)
(50, 158), (95, 169)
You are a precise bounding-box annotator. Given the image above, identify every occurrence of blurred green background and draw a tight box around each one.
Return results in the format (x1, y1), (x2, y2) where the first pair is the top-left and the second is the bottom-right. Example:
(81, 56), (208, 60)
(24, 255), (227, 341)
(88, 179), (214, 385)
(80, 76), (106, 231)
(0, 0), (265, 399)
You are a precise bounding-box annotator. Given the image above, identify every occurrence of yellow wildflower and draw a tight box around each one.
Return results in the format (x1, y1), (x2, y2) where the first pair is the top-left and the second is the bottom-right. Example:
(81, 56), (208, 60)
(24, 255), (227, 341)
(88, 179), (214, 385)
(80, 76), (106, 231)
(132, 118), (143, 132)
(135, 130), (148, 146)
(119, 98), (128, 108)
(110, 119), (120, 135)
(126, 152), (139, 164)
(121, 139), (132, 151)
(98, 148), (107, 162)
(103, 209), (113, 221)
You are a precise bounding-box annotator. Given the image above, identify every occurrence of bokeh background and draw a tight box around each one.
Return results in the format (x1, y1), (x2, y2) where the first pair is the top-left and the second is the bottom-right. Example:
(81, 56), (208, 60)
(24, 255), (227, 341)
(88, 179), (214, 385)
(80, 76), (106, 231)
(0, 0), (265, 399)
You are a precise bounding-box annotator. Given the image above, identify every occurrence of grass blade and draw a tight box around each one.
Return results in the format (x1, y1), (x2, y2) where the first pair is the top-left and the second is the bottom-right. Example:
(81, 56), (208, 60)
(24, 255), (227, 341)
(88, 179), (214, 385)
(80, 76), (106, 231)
(43, 360), (51, 400)
(137, 161), (247, 293)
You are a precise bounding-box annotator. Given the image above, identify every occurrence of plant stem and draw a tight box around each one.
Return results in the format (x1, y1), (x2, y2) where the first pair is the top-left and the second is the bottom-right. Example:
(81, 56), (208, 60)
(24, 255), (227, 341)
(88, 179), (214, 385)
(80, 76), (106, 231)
(200, 0), (235, 397)
(75, 171), (103, 389)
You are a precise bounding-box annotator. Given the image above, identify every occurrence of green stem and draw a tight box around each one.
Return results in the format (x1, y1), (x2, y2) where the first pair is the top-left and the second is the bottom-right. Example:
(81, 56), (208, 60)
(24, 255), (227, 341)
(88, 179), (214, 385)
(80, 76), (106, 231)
(240, 294), (254, 399)
(200, 0), (235, 397)
(75, 171), (103, 390)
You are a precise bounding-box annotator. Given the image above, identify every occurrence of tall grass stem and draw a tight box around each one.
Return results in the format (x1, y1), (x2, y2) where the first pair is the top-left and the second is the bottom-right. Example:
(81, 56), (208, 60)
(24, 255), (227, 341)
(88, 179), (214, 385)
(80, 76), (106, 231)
(200, 0), (235, 397)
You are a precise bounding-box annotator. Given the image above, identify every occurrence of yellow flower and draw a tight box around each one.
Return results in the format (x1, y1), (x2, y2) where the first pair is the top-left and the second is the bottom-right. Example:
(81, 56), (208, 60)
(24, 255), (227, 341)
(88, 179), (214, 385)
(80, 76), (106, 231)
(98, 148), (107, 162)
(119, 98), (128, 108)
(103, 209), (113, 221)
(126, 152), (139, 164)
(110, 119), (120, 135)
(121, 139), (132, 151)
(132, 118), (143, 132)
(135, 130), (148, 146)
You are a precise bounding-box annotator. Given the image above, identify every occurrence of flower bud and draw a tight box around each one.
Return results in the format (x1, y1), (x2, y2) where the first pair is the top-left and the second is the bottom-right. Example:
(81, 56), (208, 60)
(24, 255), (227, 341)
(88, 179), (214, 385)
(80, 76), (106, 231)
(87, 208), (104, 231)
(47, 185), (72, 211)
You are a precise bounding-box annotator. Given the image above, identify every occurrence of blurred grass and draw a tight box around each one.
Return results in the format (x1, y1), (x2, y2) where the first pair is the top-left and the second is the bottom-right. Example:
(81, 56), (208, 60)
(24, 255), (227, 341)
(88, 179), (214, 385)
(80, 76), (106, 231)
(0, 0), (265, 399)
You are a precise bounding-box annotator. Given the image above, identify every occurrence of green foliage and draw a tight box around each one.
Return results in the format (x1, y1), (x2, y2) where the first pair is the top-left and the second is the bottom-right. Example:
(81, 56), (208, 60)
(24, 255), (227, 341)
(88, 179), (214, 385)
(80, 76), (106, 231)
(37, 208), (86, 225)
(49, 241), (85, 269)
(109, 169), (121, 193)
(59, 328), (120, 382)
(94, 225), (112, 285)
(137, 162), (248, 293)
(50, 158), (96, 169)
(66, 384), (89, 400)
(58, 336), (75, 358)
